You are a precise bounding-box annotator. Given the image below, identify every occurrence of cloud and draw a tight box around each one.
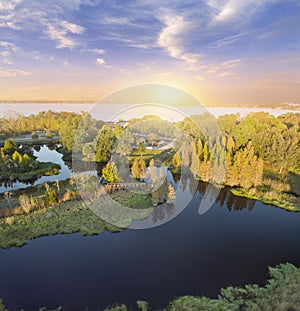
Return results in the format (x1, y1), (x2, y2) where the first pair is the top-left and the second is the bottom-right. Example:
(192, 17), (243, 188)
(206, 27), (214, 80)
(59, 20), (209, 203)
(0, 0), (22, 29)
(0, 68), (32, 77)
(95, 58), (106, 65)
(222, 58), (240, 68)
(0, 0), (22, 12)
(0, 41), (18, 52)
(0, 51), (10, 57)
(194, 74), (205, 81)
(217, 71), (236, 78)
(101, 16), (131, 26)
(0, 13), (21, 30)
(88, 48), (105, 55)
(0, 41), (18, 65)
(208, 0), (281, 24)
(157, 14), (201, 69)
(60, 20), (85, 34)
(205, 66), (220, 74)
(45, 20), (85, 49)
(95, 57), (130, 73)
(212, 32), (249, 47)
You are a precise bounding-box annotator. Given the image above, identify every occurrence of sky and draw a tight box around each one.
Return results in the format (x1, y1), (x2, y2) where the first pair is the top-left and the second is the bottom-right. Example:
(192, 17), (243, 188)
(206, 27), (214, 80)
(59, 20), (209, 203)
(0, 0), (300, 105)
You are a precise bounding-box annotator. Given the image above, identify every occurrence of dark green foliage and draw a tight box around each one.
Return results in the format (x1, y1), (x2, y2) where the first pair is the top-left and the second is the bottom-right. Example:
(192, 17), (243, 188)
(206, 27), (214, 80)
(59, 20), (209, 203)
(219, 263), (300, 311)
(129, 117), (176, 139)
(0, 299), (8, 311)
(231, 112), (300, 172)
(115, 130), (134, 156)
(136, 300), (149, 311)
(73, 112), (99, 153)
(104, 305), (128, 311)
(102, 263), (300, 311)
(2, 138), (17, 155)
(95, 125), (115, 162)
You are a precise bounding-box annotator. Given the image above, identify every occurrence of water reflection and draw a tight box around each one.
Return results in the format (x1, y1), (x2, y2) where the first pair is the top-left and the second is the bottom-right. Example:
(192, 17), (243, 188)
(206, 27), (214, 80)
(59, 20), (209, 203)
(131, 173), (258, 229)
(0, 145), (73, 193)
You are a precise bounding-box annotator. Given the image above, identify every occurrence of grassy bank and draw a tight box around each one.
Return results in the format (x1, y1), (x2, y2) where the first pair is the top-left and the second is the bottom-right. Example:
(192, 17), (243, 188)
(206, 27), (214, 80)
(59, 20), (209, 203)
(231, 188), (299, 211)
(1, 263), (299, 311)
(230, 168), (300, 212)
(110, 189), (152, 209)
(0, 180), (154, 249)
(0, 162), (60, 182)
(0, 199), (121, 249)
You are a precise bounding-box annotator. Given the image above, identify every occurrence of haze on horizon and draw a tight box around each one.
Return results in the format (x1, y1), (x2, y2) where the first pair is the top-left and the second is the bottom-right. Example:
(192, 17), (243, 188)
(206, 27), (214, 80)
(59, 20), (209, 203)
(0, 0), (299, 106)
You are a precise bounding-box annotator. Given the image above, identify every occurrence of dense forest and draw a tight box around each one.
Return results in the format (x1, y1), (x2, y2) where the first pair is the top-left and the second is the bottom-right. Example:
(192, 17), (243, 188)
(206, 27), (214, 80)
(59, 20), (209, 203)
(1, 110), (298, 174)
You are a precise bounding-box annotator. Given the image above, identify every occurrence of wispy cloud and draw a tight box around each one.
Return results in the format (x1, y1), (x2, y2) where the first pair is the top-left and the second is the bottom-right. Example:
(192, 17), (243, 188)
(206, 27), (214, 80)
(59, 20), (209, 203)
(0, 41), (18, 52)
(157, 14), (201, 69)
(212, 32), (249, 47)
(0, 0), (22, 29)
(217, 71), (236, 78)
(208, 0), (281, 24)
(0, 41), (18, 65)
(88, 48), (105, 55)
(95, 57), (130, 74)
(44, 19), (85, 49)
(101, 16), (132, 26)
(60, 20), (85, 34)
(0, 0), (22, 11)
(0, 68), (32, 77)
(222, 58), (240, 68)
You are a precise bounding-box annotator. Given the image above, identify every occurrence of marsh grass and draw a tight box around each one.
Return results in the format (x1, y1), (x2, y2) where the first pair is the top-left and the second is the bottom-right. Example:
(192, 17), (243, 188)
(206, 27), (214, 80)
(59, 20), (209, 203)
(0, 199), (121, 249)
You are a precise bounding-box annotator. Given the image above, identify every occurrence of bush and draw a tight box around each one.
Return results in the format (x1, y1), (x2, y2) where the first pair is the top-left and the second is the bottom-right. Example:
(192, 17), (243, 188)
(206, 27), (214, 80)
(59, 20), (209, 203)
(19, 194), (31, 213)
(0, 298), (8, 311)
(45, 184), (58, 205)
(31, 131), (38, 140)
(45, 131), (53, 139)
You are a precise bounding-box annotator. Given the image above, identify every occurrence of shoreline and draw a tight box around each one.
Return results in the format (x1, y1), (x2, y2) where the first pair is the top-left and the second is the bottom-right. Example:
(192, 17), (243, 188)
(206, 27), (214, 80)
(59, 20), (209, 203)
(230, 188), (299, 212)
(0, 179), (298, 250)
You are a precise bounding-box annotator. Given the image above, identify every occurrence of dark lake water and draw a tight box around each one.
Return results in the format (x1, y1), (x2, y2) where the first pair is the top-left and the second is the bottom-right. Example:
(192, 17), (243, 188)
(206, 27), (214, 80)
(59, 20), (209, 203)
(0, 183), (299, 311)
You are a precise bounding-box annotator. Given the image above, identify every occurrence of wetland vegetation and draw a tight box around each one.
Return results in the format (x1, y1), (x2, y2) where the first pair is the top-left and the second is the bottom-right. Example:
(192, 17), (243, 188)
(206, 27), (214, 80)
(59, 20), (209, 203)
(0, 109), (299, 310)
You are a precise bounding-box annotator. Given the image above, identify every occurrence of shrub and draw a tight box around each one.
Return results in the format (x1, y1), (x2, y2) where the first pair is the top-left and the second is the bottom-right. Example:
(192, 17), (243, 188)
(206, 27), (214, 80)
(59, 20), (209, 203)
(45, 184), (58, 205)
(19, 194), (31, 213)
(31, 131), (38, 140)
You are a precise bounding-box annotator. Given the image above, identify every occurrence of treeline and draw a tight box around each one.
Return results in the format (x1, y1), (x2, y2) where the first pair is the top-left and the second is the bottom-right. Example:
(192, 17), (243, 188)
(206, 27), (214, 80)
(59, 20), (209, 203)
(1, 109), (299, 187)
(173, 112), (299, 189)
(218, 112), (300, 173)
(0, 110), (105, 151)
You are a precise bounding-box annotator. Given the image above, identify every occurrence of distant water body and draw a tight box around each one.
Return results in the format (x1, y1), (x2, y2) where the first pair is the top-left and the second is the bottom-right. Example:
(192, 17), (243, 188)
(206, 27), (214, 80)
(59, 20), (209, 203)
(0, 103), (298, 121)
